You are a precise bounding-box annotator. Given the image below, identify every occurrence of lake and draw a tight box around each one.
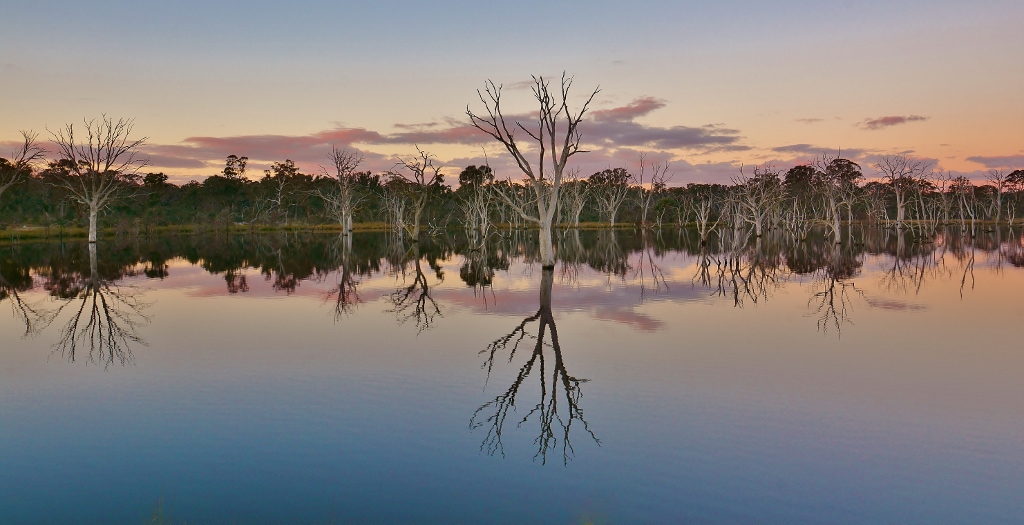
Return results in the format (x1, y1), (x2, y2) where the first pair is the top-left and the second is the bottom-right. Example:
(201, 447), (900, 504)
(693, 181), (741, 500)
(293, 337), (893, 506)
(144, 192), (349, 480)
(1, 227), (1022, 523)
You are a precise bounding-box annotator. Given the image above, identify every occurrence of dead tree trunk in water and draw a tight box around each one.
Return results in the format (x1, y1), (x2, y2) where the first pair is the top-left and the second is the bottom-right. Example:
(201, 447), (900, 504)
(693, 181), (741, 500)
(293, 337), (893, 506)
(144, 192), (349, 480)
(468, 74), (599, 268)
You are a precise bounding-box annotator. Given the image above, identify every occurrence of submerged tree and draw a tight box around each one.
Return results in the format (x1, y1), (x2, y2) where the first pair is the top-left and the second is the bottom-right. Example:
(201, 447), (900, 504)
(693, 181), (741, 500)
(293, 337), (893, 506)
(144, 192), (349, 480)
(874, 154), (932, 229)
(468, 73), (599, 267)
(317, 146), (365, 235)
(48, 116), (148, 243)
(470, 268), (599, 465)
(390, 148), (445, 242)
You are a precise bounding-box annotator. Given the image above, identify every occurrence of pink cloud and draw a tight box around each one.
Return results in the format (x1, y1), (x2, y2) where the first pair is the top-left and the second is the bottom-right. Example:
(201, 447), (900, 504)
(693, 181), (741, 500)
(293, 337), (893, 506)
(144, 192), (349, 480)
(860, 115), (929, 130)
(965, 155), (1024, 169)
(591, 96), (667, 122)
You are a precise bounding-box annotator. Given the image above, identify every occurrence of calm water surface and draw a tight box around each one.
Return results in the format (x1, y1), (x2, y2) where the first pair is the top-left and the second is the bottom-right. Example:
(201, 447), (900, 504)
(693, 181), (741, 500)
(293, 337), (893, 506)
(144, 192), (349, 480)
(1, 228), (1023, 523)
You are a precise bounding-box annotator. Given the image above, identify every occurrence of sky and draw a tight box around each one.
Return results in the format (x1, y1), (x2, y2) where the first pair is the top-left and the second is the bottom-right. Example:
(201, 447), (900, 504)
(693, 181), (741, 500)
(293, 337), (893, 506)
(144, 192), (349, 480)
(2, 0), (1022, 185)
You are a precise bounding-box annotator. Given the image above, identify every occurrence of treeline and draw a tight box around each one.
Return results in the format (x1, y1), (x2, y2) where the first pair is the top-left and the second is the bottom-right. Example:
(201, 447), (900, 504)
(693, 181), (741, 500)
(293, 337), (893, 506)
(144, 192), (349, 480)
(3, 129), (1023, 238)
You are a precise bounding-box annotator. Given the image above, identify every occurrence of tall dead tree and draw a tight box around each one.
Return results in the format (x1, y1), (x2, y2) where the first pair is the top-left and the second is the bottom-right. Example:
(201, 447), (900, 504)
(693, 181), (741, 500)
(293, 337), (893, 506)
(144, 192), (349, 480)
(317, 146), (364, 235)
(391, 147), (444, 242)
(0, 131), (45, 202)
(49, 117), (148, 243)
(468, 74), (599, 268)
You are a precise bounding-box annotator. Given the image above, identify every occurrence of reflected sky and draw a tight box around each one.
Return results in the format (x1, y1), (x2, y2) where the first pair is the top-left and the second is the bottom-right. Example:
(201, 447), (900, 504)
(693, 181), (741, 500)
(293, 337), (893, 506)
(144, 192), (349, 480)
(1, 228), (1023, 523)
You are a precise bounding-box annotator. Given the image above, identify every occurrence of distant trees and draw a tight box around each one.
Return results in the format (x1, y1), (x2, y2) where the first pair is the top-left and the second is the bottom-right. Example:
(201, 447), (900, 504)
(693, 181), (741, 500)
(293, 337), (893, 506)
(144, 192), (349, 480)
(874, 154), (931, 229)
(468, 73), (599, 267)
(457, 164), (494, 238)
(0, 131), (45, 203)
(589, 167), (632, 228)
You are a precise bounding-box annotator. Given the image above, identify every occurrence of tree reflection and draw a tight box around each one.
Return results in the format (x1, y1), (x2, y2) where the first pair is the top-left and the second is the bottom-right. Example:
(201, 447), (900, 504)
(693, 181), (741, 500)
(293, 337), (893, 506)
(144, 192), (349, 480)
(387, 244), (443, 332)
(471, 268), (599, 465)
(325, 233), (361, 320)
(807, 242), (864, 334)
(0, 250), (55, 336)
(48, 243), (150, 367)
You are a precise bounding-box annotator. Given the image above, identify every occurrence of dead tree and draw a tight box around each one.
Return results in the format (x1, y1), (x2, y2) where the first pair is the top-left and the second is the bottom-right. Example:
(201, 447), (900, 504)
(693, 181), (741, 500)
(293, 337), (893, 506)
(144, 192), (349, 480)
(468, 73), (599, 268)
(635, 154), (671, 229)
(557, 168), (590, 228)
(48, 117), (148, 243)
(317, 146), (365, 235)
(732, 165), (784, 237)
(874, 155), (932, 229)
(392, 147), (444, 242)
(0, 131), (45, 202)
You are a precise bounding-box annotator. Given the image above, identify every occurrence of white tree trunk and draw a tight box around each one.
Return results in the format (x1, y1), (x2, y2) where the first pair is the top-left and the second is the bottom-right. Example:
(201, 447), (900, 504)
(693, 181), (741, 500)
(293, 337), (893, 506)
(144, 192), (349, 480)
(88, 203), (99, 243)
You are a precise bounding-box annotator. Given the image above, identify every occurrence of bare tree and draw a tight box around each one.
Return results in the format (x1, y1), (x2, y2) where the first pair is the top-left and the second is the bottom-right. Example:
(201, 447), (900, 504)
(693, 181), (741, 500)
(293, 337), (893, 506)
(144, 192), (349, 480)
(317, 146), (364, 235)
(467, 74), (599, 268)
(874, 154), (931, 229)
(557, 168), (590, 228)
(732, 165), (784, 237)
(392, 147), (444, 242)
(48, 117), (148, 243)
(986, 169), (1008, 224)
(635, 154), (671, 229)
(0, 131), (45, 202)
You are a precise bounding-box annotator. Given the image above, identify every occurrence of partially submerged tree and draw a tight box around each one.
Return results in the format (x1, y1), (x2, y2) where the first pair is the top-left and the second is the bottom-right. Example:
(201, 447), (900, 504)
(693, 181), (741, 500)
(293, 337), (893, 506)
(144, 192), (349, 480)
(457, 164), (495, 238)
(390, 147), (445, 242)
(634, 154), (671, 229)
(48, 117), (148, 243)
(317, 146), (365, 235)
(874, 154), (931, 229)
(468, 73), (599, 267)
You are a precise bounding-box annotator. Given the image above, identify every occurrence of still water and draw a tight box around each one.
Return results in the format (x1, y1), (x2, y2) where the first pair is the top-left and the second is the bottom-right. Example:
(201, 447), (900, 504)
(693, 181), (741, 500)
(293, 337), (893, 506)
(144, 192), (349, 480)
(1, 228), (1022, 523)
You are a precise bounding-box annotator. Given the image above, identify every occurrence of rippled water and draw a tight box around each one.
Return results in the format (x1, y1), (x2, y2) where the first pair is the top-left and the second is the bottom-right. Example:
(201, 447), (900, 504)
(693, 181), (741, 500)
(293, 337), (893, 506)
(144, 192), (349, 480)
(2, 228), (1023, 523)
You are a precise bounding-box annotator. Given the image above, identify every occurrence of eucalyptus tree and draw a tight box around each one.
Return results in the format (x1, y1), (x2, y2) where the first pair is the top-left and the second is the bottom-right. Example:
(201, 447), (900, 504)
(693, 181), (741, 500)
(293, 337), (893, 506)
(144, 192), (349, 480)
(732, 165), (784, 237)
(557, 168), (590, 228)
(634, 154), (671, 229)
(457, 164), (495, 238)
(589, 167), (632, 228)
(0, 131), (45, 203)
(812, 155), (863, 242)
(468, 73), (599, 268)
(390, 147), (445, 242)
(874, 154), (931, 229)
(317, 146), (365, 235)
(985, 169), (1009, 224)
(48, 116), (148, 243)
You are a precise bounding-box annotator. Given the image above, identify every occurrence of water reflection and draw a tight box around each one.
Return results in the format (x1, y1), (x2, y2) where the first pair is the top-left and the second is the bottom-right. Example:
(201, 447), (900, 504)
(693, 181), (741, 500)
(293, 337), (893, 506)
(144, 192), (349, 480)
(470, 267), (599, 465)
(2, 226), (1021, 361)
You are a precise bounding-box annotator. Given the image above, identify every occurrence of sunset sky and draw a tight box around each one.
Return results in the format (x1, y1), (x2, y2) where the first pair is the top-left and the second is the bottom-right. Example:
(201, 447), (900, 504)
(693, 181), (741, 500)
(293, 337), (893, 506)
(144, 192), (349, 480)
(2, 0), (1022, 184)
